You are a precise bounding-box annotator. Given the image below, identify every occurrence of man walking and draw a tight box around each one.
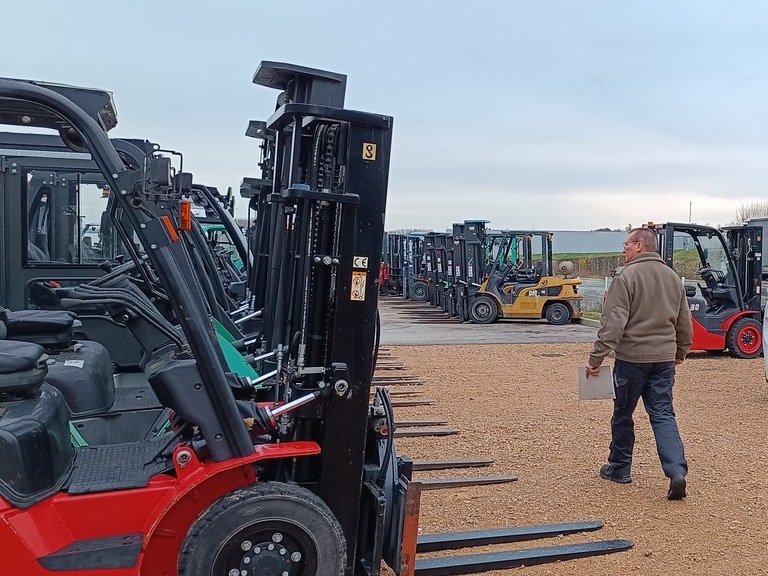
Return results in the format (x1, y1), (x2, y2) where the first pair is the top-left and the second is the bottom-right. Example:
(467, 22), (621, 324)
(586, 227), (692, 500)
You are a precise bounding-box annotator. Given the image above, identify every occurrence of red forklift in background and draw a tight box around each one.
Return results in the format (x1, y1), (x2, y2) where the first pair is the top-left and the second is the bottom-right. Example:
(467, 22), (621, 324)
(652, 222), (763, 358)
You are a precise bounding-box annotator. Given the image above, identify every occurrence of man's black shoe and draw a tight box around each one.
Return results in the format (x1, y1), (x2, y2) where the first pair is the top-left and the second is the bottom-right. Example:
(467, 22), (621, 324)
(600, 464), (632, 484)
(668, 475), (686, 500)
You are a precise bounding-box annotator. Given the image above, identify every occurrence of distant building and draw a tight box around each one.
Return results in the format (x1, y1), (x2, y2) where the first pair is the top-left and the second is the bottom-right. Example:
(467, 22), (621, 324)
(550, 231), (625, 254)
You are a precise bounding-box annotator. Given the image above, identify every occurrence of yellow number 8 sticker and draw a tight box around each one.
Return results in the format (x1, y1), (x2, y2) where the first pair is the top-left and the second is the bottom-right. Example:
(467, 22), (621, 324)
(362, 142), (377, 161)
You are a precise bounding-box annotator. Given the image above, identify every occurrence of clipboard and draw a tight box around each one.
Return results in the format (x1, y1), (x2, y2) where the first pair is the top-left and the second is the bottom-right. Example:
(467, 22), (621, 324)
(578, 366), (615, 400)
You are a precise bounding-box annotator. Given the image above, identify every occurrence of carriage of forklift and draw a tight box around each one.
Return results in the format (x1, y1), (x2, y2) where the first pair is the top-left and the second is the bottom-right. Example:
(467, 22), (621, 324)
(0, 66), (631, 576)
(466, 230), (583, 325)
(651, 222), (763, 358)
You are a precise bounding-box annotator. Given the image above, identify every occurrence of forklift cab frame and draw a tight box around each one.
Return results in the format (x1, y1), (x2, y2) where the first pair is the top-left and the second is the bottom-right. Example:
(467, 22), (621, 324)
(652, 222), (762, 358)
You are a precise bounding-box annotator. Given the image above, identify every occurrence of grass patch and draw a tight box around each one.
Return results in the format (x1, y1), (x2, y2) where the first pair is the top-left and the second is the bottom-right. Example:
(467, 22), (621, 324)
(554, 252), (623, 259)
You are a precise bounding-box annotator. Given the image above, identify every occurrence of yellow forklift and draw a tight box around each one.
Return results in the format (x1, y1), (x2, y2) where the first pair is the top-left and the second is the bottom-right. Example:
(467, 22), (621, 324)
(467, 232), (583, 324)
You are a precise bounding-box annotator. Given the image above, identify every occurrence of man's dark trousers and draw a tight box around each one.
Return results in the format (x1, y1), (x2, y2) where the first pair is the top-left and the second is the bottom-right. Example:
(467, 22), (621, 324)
(608, 359), (688, 479)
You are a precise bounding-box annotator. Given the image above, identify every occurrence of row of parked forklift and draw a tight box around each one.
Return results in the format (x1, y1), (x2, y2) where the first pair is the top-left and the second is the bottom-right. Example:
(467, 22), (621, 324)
(380, 222), (584, 325)
(381, 220), (764, 358)
(0, 63), (634, 574)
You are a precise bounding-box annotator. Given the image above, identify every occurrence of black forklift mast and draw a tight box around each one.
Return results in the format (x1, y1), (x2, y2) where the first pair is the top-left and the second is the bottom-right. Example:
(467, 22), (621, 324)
(248, 62), (395, 574)
(721, 223), (763, 311)
(452, 220), (488, 285)
(404, 233), (426, 299)
(432, 233), (451, 309)
(384, 231), (428, 301)
(422, 232), (450, 306)
(0, 78), (255, 462)
(191, 182), (252, 273)
(243, 61), (346, 325)
(449, 220), (488, 318)
(379, 232), (407, 297)
(240, 172), (273, 313)
(241, 120), (277, 315)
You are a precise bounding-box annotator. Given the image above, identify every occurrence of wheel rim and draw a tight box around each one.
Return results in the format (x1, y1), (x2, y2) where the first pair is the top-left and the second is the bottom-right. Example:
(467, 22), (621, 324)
(213, 520), (317, 576)
(550, 307), (565, 322)
(473, 301), (493, 321)
(737, 325), (761, 355)
(414, 283), (427, 299)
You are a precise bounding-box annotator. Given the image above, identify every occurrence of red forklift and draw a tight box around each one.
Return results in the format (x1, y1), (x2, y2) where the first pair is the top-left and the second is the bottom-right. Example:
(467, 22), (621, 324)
(652, 222), (763, 358)
(0, 67), (631, 576)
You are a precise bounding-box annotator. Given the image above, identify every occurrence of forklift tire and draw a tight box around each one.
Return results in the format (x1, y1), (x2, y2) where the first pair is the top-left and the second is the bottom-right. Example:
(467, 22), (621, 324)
(410, 281), (429, 301)
(469, 295), (498, 324)
(178, 482), (346, 576)
(545, 302), (571, 325)
(726, 317), (762, 359)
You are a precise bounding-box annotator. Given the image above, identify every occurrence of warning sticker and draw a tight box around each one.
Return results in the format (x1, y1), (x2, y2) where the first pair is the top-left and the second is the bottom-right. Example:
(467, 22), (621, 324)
(351, 271), (367, 301)
(64, 360), (85, 368)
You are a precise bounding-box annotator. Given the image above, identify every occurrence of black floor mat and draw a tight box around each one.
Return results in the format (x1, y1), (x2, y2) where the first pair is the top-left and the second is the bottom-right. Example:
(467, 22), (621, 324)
(111, 384), (160, 411)
(65, 434), (175, 494)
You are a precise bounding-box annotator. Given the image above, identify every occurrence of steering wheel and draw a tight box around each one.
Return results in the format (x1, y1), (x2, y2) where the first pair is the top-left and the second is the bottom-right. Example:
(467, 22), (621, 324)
(696, 264), (725, 288)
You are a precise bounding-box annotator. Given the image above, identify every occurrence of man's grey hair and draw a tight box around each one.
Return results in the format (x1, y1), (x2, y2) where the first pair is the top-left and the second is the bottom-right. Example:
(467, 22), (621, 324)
(628, 227), (657, 252)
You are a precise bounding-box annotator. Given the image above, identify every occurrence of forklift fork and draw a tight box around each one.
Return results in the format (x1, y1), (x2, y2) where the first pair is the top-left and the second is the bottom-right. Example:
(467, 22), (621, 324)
(400, 481), (632, 576)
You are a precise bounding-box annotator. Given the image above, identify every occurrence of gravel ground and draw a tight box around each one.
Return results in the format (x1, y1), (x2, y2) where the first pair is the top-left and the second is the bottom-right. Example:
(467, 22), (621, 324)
(380, 342), (768, 576)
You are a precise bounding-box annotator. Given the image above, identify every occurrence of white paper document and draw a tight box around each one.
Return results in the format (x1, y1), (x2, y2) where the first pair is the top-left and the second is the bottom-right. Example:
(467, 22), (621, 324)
(578, 366), (615, 400)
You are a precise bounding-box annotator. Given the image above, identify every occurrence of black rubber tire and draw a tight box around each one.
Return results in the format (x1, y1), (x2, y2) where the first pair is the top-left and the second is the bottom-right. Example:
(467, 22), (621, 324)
(410, 281), (429, 301)
(725, 317), (762, 359)
(178, 482), (346, 576)
(469, 295), (498, 324)
(545, 302), (571, 325)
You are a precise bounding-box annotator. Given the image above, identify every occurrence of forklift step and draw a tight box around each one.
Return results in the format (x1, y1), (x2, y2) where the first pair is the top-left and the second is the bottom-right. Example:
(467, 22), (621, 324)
(38, 533), (143, 571)
(417, 520), (603, 552)
(394, 428), (460, 438)
(414, 539), (634, 575)
(65, 434), (175, 494)
(411, 458), (492, 471)
(420, 475), (518, 490)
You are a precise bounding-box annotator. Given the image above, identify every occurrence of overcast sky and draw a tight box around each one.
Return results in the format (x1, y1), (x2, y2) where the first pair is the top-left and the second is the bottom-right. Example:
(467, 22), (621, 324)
(3, 1), (768, 232)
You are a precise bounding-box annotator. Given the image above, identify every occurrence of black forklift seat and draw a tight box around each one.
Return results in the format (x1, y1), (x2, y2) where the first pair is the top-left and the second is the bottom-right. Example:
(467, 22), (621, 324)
(1, 308), (76, 348)
(0, 339), (48, 394)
